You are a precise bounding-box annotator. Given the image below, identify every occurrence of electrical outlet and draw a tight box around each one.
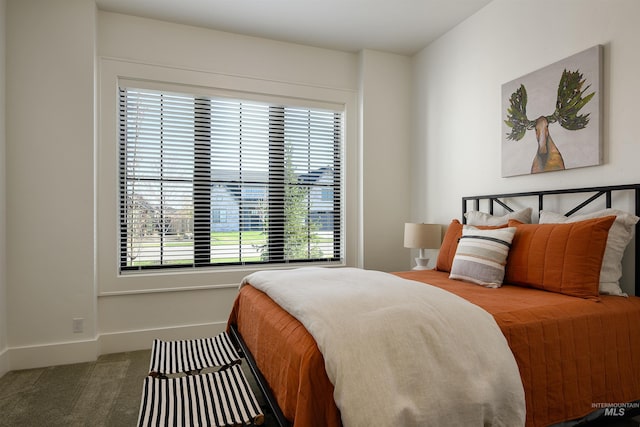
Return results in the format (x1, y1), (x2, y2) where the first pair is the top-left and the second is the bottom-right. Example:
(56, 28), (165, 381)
(73, 318), (84, 333)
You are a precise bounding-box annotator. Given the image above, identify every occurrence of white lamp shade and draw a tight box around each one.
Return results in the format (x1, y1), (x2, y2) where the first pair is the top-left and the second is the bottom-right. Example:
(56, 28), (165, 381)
(404, 223), (441, 249)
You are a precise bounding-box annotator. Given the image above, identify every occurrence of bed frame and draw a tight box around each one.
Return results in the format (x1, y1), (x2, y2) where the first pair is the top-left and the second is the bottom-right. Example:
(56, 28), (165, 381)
(231, 182), (640, 427)
(230, 323), (290, 426)
(462, 183), (640, 296)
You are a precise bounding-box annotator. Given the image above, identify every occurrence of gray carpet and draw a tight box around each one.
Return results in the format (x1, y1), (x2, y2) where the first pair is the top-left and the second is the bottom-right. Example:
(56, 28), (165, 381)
(0, 350), (151, 426)
(0, 350), (277, 427)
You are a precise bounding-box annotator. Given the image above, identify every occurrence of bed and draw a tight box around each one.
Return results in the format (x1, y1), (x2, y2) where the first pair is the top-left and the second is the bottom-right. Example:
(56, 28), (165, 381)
(227, 184), (640, 427)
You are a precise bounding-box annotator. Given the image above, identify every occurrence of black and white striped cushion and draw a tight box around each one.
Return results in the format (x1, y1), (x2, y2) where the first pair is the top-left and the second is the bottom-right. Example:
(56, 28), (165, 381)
(138, 364), (264, 427)
(149, 332), (241, 375)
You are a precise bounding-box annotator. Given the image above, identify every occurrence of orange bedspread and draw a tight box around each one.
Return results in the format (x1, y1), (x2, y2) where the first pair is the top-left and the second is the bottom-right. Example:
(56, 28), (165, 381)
(227, 269), (640, 427)
(228, 284), (341, 427)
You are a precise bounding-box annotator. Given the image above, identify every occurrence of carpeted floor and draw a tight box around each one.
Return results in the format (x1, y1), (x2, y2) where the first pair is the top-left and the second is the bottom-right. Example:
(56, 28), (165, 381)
(0, 350), (152, 426)
(0, 350), (277, 427)
(1, 350), (638, 427)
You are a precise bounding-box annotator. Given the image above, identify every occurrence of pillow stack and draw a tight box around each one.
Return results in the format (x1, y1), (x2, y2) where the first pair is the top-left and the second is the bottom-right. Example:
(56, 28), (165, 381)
(437, 207), (629, 300)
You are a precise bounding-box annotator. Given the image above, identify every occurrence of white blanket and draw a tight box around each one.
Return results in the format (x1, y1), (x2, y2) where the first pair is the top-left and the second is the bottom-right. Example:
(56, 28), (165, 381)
(242, 267), (525, 427)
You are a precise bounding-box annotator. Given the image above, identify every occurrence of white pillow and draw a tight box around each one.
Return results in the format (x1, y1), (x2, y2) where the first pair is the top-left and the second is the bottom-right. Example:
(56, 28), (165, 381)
(465, 207), (532, 226)
(449, 226), (517, 288)
(539, 209), (639, 296)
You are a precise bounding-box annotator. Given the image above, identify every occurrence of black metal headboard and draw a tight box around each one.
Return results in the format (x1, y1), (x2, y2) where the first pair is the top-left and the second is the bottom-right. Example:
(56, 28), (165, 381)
(462, 183), (640, 296)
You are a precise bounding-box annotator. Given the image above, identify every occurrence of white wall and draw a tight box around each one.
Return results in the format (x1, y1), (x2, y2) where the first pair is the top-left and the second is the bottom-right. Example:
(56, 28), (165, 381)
(96, 11), (360, 355)
(5, 0), (97, 369)
(413, 0), (640, 294)
(0, 2), (412, 371)
(0, 0), (8, 377)
(96, 12), (411, 353)
(413, 0), (640, 223)
(359, 50), (413, 271)
(6, 0), (638, 373)
(10, 0), (638, 373)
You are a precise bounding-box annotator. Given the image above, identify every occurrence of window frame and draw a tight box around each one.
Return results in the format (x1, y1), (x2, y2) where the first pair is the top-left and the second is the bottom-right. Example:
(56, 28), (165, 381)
(118, 88), (343, 271)
(98, 58), (360, 295)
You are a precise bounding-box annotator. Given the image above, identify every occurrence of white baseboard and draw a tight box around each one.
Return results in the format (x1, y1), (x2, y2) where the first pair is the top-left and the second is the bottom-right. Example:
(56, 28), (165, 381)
(0, 347), (9, 378)
(0, 322), (227, 373)
(8, 338), (99, 371)
(98, 322), (227, 355)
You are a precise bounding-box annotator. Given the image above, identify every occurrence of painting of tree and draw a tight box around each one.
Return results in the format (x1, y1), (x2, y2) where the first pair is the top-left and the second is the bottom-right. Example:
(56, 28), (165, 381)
(501, 45), (602, 177)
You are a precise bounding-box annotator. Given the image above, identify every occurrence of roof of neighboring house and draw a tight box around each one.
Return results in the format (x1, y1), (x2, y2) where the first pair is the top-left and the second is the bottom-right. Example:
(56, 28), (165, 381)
(297, 166), (333, 184)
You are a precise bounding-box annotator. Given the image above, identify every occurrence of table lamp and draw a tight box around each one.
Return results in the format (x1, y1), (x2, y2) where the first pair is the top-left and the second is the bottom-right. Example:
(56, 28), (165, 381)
(404, 223), (441, 270)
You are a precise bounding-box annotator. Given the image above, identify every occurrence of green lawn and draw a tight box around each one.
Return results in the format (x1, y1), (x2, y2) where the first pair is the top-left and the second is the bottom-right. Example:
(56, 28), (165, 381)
(128, 230), (332, 267)
(210, 230), (265, 246)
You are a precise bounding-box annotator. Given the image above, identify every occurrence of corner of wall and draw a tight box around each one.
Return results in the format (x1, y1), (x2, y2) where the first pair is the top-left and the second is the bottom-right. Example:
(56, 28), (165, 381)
(358, 49), (413, 271)
(0, 0), (8, 378)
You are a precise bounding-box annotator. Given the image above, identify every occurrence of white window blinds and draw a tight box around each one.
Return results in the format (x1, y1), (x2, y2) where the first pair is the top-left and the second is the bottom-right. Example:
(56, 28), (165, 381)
(119, 87), (343, 271)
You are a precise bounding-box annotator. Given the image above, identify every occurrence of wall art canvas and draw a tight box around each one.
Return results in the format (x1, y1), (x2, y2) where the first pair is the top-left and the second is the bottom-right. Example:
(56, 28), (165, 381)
(501, 45), (602, 177)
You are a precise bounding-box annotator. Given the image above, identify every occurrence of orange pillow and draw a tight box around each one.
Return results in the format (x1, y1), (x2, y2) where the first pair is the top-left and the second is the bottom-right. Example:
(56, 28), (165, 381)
(435, 220), (507, 273)
(505, 216), (616, 300)
(435, 220), (463, 272)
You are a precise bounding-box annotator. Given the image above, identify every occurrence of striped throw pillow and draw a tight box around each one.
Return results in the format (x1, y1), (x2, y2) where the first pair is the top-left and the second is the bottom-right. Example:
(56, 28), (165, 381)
(449, 226), (516, 288)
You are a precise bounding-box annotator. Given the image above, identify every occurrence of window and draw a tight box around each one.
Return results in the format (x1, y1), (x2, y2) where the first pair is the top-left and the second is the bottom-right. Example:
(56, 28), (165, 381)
(119, 87), (343, 271)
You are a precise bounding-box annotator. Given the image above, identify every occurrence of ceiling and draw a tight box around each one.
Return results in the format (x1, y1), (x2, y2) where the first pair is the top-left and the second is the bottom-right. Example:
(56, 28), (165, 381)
(95, 0), (493, 56)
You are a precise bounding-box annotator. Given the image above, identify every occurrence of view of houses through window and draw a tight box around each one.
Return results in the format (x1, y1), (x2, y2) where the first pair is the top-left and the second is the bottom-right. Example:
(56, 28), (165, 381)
(119, 87), (343, 271)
